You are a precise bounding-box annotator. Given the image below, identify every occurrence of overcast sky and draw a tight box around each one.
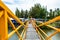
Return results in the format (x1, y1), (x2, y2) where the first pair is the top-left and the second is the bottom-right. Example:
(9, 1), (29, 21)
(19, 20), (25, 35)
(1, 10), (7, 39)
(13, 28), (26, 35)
(2, 0), (60, 13)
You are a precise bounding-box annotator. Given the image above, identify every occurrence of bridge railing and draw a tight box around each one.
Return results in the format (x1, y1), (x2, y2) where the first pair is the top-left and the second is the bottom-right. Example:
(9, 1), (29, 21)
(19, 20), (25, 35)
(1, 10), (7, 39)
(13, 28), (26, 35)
(31, 16), (60, 40)
(0, 1), (28, 40)
(32, 20), (50, 40)
(8, 21), (28, 40)
(20, 21), (28, 40)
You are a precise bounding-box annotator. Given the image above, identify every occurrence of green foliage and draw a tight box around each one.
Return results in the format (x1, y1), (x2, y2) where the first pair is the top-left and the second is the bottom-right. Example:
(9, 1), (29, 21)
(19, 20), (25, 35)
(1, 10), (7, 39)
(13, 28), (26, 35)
(15, 4), (60, 19)
(20, 9), (24, 18)
(15, 8), (21, 18)
(48, 8), (60, 19)
(29, 4), (47, 18)
(15, 8), (28, 18)
(24, 10), (28, 18)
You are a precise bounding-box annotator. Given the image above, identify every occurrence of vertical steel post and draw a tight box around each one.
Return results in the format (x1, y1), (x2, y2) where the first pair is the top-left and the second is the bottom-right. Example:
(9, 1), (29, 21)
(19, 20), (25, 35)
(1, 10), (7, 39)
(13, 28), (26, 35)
(0, 10), (8, 40)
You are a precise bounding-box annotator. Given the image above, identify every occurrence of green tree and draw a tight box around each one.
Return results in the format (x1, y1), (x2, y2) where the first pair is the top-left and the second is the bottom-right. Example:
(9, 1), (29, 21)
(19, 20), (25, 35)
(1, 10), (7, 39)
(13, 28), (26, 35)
(56, 8), (60, 16)
(52, 11), (55, 18)
(29, 4), (47, 18)
(15, 8), (21, 18)
(49, 9), (53, 19)
(24, 10), (28, 18)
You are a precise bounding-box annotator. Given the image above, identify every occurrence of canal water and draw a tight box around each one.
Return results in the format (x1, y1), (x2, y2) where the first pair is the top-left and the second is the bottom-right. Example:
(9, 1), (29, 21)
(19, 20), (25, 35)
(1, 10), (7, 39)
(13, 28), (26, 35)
(8, 27), (19, 40)
(41, 29), (60, 40)
(8, 28), (60, 40)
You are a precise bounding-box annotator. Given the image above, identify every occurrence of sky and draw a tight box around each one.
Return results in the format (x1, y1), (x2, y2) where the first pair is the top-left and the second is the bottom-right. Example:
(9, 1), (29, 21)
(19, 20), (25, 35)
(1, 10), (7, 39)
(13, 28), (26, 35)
(2, 0), (60, 13)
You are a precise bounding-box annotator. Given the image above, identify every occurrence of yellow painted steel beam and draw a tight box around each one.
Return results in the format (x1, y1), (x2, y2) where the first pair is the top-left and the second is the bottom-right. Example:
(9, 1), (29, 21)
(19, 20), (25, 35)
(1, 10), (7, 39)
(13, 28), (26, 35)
(39, 28), (48, 37)
(8, 12), (24, 25)
(0, 1), (24, 40)
(39, 16), (60, 27)
(36, 28), (45, 40)
(23, 29), (26, 39)
(32, 16), (60, 40)
(46, 31), (59, 40)
(35, 26), (45, 40)
(0, 1), (24, 25)
(32, 20), (52, 40)
(8, 25), (23, 39)
(32, 20), (48, 37)
(39, 28), (52, 40)
(38, 21), (60, 40)
(0, 11), (3, 18)
(39, 21), (60, 32)
(7, 16), (23, 40)
(23, 28), (27, 39)
(21, 22), (28, 39)
(31, 21), (43, 40)
(21, 28), (25, 36)
(32, 21), (40, 39)
(23, 21), (29, 40)
(46, 25), (60, 32)
(0, 10), (8, 40)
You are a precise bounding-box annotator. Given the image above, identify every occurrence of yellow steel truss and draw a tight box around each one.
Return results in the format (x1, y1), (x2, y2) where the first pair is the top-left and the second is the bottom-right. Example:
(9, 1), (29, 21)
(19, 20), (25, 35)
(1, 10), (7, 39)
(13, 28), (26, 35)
(0, 1), (28, 40)
(0, 0), (60, 40)
(31, 16), (60, 40)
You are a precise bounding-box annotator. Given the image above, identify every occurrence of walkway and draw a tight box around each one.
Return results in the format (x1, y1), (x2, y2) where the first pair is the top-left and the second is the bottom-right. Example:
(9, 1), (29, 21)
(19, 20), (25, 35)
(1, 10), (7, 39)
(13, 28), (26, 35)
(25, 23), (40, 40)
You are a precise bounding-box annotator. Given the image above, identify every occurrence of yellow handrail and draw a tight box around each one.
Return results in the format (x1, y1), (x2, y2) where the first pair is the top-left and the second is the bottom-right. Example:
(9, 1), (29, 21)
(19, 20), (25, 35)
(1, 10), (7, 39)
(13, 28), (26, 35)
(0, 1), (28, 40)
(38, 22), (60, 40)
(31, 20), (44, 40)
(7, 16), (22, 39)
(0, 0), (60, 40)
(20, 21), (28, 40)
(32, 16), (60, 40)
(8, 25), (23, 39)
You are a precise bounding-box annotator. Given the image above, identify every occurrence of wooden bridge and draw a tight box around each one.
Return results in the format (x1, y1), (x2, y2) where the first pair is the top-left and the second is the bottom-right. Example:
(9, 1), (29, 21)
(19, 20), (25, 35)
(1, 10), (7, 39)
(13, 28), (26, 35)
(0, 0), (60, 40)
